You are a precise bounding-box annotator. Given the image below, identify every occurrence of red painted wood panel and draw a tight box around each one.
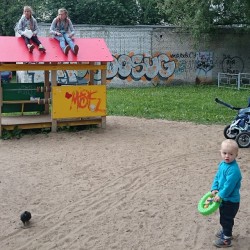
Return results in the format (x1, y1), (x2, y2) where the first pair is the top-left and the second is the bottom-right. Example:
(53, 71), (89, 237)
(0, 36), (113, 63)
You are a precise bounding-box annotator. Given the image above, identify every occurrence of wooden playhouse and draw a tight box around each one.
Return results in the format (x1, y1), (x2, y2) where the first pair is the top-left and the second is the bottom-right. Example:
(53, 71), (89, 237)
(0, 36), (113, 136)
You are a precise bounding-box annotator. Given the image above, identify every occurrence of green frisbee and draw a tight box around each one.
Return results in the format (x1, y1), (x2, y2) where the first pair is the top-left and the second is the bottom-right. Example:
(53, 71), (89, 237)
(198, 192), (221, 216)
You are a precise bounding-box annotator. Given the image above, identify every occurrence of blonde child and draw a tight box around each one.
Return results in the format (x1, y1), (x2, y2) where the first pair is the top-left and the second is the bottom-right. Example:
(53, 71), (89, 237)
(50, 8), (79, 55)
(17, 6), (46, 53)
(211, 139), (242, 248)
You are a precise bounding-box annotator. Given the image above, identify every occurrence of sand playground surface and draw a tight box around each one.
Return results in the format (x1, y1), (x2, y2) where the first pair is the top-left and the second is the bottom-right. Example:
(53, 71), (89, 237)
(0, 116), (250, 250)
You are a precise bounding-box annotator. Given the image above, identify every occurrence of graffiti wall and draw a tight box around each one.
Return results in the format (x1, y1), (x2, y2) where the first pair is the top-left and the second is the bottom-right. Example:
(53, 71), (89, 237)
(195, 52), (213, 84)
(17, 25), (250, 87)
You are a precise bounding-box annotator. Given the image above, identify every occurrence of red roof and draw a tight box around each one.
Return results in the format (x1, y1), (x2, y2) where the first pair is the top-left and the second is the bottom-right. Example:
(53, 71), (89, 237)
(0, 36), (113, 63)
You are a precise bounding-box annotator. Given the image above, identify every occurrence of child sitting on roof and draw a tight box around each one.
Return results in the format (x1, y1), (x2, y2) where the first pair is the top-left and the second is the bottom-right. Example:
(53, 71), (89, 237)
(50, 8), (79, 56)
(17, 6), (46, 53)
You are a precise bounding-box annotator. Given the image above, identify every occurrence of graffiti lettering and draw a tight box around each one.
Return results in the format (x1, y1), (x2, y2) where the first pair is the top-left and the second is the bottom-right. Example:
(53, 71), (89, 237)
(195, 52), (213, 83)
(170, 52), (195, 59)
(143, 57), (159, 80)
(222, 55), (244, 74)
(66, 90), (104, 112)
(107, 53), (176, 81)
(117, 55), (132, 79)
(195, 52), (213, 74)
(24, 51), (218, 85)
(131, 54), (145, 80)
(174, 60), (187, 76)
(158, 54), (175, 79)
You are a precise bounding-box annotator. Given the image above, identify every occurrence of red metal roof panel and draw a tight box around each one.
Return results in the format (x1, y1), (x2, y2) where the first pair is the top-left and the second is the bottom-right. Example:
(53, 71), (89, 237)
(0, 36), (113, 63)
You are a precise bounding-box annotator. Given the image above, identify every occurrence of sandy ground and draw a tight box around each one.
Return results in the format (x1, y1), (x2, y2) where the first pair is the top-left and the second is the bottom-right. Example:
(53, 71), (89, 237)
(0, 116), (249, 250)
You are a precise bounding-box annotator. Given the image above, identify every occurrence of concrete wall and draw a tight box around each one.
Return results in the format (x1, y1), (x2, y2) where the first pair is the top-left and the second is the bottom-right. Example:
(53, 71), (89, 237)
(18, 24), (250, 87)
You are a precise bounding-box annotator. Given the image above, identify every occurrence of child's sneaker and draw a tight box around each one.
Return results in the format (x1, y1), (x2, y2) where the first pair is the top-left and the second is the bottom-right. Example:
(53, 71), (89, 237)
(215, 229), (223, 238)
(27, 44), (34, 53)
(216, 230), (234, 240)
(214, 235), (232, 248)
(73, 44), (79, 55)
(38, 44), (46, 52)
(64, 45), (70, 55)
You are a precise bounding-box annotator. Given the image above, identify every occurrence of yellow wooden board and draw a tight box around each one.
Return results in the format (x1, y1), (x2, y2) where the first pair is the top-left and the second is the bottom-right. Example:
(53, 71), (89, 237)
(52, 85), (106, 119)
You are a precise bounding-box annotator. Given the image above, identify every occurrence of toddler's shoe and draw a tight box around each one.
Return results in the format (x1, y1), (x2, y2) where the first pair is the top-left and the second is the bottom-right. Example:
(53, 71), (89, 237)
(27, 44), (35, 53)
(38, 44), (46, 52)
(64, 45), (70, 55)
(73, 44), (79, 55)
(216, 229), (234, 240)
(214, 234), (232, 248)
(215, 229), (223, 238)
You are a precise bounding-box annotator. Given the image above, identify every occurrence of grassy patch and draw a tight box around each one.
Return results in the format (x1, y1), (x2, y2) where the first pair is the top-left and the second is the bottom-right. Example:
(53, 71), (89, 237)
(2, 85), (249, 139)
(107, 85), (249, 125)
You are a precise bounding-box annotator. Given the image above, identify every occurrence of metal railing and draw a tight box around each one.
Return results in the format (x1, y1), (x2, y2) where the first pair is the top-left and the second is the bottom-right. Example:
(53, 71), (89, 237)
(218, 73), (250, 90)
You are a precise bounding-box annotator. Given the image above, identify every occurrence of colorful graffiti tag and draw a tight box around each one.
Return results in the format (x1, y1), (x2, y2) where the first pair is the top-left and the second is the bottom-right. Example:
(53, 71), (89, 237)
(52, 86), (106, 119)
(107, 53), (176, 81)
(22, 51), (247, 85)
(65, 89), (104, 112)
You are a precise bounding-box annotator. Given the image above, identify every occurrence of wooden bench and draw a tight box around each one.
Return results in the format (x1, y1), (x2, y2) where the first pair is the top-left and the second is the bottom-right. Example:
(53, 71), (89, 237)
(2, 100), (40, 115)
(1, 82), (46, 115)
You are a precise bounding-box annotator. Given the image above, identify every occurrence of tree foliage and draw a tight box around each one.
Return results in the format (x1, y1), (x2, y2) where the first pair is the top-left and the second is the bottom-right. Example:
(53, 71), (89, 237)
(71, 0), (140, 25)
(158, 0), (250, 38)
(0, 0), (249, 37)
(137, 0), (168, 25)
(0, 0), (24, 36)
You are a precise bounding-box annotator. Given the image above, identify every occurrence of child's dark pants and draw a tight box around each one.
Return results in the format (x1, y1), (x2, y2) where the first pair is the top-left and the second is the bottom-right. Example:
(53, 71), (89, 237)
(21, 35), (41, 46)
(219, 200), (240, 237)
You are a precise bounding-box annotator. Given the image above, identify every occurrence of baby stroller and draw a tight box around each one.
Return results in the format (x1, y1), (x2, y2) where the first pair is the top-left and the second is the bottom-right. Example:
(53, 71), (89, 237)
(215, 97), (250, 148)
(236, 131), (250, 148)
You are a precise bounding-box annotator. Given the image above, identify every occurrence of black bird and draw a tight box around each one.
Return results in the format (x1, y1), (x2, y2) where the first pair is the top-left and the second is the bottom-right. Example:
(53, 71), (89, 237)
(20, 211), (32, 225)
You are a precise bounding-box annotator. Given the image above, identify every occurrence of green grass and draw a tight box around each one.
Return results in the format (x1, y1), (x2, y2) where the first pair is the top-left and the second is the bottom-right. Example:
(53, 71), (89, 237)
(2, 84), (248, 139)
(107, 85), (250, 125)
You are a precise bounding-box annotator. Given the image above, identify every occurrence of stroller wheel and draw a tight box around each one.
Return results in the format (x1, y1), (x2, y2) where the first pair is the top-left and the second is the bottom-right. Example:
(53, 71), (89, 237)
(223, 125), (239, 139)
(236, 132), (250, 148)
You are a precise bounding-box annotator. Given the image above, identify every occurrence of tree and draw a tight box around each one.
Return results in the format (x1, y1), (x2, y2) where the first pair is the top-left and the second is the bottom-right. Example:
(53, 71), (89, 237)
(41, 0), (140, 25)
(0, 0), (25, 36)
(40, 0), (77, 22)
(0, 0), (51, 36)
(210, 0), (250, 26)
(137, 0), (168, 25)
(0, 0), (249, 36)
(73, 0), (140, 25)
(158, 0), (250, 39)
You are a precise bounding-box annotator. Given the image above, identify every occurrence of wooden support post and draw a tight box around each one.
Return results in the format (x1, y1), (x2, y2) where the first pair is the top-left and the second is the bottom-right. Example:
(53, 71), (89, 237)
(0, 82), (2, 137)
(21, 103), (24, 115)
(89, 62), (95, 85)
(101, 61), (107, 128)
(101, 116), (106, 128)
(101, 62), (107, 85)
(44, 67), (50, 114)
(51, 70), (57, 132)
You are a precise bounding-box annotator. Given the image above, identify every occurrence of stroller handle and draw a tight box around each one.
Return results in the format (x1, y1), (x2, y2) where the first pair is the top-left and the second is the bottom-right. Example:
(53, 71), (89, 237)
(215, 98), (241, 110)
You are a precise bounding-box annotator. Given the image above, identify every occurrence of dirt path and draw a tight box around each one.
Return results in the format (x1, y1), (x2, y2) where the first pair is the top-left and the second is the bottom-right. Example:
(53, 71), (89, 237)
(0, 116), (249, 250)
